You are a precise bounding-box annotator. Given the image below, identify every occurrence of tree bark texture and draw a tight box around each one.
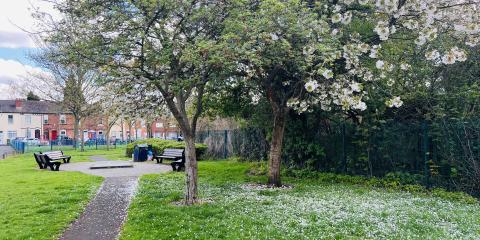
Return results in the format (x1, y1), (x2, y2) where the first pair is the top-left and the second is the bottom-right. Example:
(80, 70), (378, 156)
(268, 109), (287, 187)
(184, 134), (198, 205)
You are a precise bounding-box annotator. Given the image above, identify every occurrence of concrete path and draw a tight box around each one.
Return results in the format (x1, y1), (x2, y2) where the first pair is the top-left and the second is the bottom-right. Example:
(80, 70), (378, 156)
(59, 158), (171, 240)
(0, 145), (15, 159)
(61, 160), (171, 178)
(60, 177), (138, 240)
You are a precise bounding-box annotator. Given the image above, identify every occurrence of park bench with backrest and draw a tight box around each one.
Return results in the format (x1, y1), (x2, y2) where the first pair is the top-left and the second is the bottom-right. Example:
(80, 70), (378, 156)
(154, 148), (184, 164)
(34, 153), (62, 171)
(33, 153), (45, 169)
(154, 148), (185, 171)
(42, 151), (71, 163)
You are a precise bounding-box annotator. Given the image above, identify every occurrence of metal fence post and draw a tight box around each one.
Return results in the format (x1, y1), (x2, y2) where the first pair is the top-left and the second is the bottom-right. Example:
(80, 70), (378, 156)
(50, 140), (53, 151)
(224, 130), (228, 159)
(342, 122), (347, 173)
(422, 121), (430, 188)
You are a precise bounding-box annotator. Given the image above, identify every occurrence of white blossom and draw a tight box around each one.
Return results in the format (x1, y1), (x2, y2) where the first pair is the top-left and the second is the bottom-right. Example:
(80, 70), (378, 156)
(305, 80), (318, 92)
(386, 96), (403, 108)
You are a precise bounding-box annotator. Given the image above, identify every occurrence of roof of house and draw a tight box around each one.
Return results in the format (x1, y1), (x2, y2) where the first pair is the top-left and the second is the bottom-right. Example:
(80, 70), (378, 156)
(0, 100), (66, 114)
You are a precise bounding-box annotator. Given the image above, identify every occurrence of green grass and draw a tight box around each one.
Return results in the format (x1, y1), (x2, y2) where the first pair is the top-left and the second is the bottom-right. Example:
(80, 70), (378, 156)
(120, 160), (480, 239)
(0, 152), (104, 239)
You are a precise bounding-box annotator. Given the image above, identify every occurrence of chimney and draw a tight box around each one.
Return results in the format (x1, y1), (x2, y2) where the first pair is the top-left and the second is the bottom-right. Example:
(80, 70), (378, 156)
(15, 99), (23, 109)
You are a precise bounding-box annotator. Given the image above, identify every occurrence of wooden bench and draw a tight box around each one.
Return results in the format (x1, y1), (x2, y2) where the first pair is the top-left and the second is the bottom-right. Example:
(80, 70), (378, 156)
(33, 153), (45, 169)
(154, 148), (185, 171)
(154, 148), (184, 164)
(42, 151), (71, 163)
(171, 157), (185, 172)
(34, 153), (62, 171)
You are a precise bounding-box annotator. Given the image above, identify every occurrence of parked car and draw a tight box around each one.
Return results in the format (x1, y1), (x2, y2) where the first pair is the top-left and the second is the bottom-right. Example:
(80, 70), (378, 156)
(166, 136), (184, 141)
(24, 138), (40, 146)
(57, 136), (72, 141)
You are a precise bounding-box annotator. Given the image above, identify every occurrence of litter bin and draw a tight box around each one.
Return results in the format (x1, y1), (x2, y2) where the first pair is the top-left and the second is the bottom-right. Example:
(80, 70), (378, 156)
(133, 144), (149, 162)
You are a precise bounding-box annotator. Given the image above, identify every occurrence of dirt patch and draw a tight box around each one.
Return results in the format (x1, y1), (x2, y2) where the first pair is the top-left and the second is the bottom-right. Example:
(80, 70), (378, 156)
(171, 198), (215, 206)
(241, 183), (294, 191)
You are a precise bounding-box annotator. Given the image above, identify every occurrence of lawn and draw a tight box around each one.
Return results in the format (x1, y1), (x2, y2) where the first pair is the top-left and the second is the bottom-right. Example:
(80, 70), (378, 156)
(120, 160), (480, 240)
(0, 150), (110, 239)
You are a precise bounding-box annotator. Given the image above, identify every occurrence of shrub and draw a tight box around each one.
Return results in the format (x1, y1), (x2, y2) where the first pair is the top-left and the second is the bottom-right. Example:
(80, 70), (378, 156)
(126, 139), (207, 159)
(248, 162), (269, 176)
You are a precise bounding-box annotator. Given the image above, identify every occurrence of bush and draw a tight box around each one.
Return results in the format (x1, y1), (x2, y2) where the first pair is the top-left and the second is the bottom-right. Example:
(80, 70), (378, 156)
(126, 139), (207, 159)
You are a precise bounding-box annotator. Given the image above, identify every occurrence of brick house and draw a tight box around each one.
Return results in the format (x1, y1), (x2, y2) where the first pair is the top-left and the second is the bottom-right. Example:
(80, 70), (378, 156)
(152, 118), (180, 139)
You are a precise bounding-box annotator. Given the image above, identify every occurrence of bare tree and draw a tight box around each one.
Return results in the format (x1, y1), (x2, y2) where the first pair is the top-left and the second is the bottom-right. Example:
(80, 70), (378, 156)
(27, 42), (102, 151)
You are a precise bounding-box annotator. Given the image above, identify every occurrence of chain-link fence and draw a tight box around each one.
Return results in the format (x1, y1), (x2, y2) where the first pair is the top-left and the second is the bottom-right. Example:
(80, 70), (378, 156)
(196, 128), (269, 160)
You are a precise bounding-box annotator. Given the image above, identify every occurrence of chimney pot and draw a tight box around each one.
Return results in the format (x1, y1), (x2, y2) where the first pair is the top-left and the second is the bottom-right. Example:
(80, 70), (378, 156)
(15, 99), (23, 109)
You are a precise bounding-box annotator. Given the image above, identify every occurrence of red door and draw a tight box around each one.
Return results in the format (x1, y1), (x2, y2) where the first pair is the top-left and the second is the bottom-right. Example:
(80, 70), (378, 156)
(51, 130), (58, 140)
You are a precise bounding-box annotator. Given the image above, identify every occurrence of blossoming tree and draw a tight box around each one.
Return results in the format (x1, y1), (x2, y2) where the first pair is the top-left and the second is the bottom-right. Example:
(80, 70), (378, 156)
(224, 0), (479, 186)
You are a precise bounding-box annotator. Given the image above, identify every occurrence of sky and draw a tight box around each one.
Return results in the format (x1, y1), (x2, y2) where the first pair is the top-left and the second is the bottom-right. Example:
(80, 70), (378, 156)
(0, 0), (57, 99)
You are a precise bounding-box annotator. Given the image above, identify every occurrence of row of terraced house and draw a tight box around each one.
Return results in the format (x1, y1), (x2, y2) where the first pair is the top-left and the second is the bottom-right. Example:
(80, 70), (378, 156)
(0, 99), (180, 145)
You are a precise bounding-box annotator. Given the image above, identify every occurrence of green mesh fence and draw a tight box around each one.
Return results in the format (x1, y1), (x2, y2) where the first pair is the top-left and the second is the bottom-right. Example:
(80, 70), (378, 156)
(196, 119), (480, 196)
(196, 128), (268, 160)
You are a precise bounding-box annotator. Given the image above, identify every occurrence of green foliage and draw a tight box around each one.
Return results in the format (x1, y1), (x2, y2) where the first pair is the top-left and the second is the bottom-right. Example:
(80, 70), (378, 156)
(125, 139), (207, 159)
(248, 161), (269, 176)
(26, 91), (40, 101)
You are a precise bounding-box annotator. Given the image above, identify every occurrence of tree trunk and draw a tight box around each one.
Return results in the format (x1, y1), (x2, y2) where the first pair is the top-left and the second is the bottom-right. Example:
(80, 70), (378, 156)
(121, 119), (125, 142)
(106, 128), (111, 151)
(74, 117), (80, 150)
(184, 134), (198, 205)
(268, 108), (287, 187)
(80, 126), (85, 152)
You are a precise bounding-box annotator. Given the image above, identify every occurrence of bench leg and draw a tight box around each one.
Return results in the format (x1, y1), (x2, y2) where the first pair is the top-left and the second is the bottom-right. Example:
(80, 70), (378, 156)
(55, 163), (61, 171)
(48, 163), (55, 171)
(67, 157), (71, 163)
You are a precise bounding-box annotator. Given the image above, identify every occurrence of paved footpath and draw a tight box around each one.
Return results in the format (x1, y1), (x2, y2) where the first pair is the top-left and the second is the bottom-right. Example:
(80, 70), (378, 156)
(60, 156), (170, 240)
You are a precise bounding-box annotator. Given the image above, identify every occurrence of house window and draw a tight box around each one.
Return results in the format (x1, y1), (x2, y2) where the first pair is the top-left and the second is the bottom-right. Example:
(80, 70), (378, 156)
(170, 124), (176, 128)
(43, 115), (49, 124)
(60, 115), (66, 124)
(7, 131), (17, 139)
(60, 130), (66, 136)
(156, 122), (164, 128)
(26, 129), (32, 138)
(8, 115), (13, 124)
(25, 115), (32, 125)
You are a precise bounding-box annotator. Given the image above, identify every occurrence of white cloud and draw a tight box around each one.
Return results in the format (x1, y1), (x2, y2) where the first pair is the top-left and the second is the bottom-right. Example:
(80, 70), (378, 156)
(0, 0), (59, 48)
(0, 58), (50, 99)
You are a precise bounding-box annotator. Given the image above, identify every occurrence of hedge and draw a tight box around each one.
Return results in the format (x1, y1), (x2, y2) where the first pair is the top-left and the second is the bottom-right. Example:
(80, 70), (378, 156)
(126, 139), (207, 159)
